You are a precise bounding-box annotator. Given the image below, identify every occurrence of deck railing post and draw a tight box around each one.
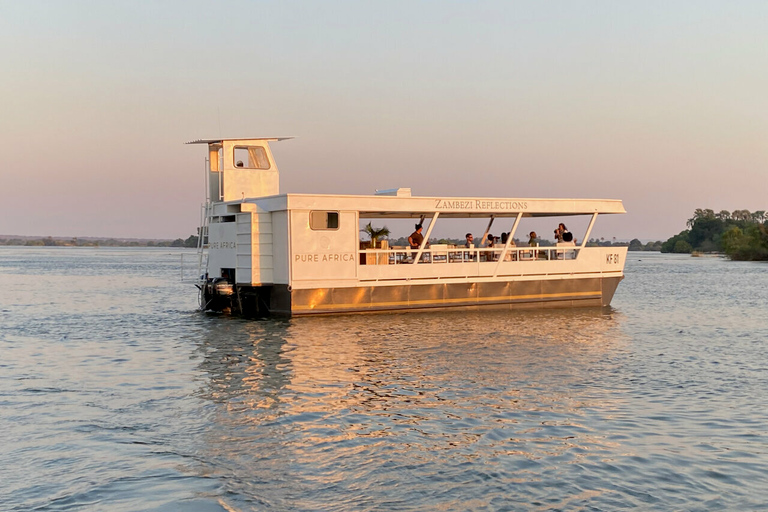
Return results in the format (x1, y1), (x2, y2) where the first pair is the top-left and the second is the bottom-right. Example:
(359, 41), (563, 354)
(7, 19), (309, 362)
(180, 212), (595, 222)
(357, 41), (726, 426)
(412, 212), (439, 264)
(582, 213), (598, 248)
(493, 212), (523, 277)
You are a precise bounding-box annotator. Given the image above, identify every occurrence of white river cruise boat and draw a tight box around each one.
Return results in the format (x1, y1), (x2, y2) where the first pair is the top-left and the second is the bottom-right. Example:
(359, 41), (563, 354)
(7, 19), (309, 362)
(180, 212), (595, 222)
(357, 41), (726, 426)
(189, 137), (627, 316)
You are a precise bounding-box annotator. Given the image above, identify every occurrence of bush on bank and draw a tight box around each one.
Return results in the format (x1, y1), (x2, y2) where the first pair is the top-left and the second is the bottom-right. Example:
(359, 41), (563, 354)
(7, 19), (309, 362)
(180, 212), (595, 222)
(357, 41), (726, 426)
(661, 209), (768, 261)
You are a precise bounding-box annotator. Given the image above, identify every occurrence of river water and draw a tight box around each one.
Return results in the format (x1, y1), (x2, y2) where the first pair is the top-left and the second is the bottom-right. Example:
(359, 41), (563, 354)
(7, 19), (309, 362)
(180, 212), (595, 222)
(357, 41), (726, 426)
(1, 247), (767, 511)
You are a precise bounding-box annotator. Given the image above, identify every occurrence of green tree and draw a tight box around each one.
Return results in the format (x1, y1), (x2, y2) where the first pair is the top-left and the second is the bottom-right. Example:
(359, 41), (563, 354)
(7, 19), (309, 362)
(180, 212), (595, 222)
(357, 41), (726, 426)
(644, 241), (663, 251)
(184, 235), (199, 248)
(687, 217), (724, 250)
(716, 210), (731, 221)
(732, 209), (751, 221)
(661, 231), (690, 253)
(722, 225), (768, 261)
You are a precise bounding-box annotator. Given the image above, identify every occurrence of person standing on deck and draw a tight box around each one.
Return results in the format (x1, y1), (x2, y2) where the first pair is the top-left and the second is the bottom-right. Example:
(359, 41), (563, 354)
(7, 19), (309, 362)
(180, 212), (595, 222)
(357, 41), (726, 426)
(408, 224), (424, 250)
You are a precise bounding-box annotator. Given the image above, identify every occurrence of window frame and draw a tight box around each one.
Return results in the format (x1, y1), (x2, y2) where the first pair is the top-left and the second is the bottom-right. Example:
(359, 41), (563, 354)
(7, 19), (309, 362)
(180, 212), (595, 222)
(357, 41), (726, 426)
(233, 146), (271, 170)
(309, 211), (340, 231)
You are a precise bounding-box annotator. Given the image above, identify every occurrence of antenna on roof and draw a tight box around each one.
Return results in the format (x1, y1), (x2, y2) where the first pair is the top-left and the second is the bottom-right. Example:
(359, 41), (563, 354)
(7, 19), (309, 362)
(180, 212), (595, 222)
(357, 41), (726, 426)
(217, 107), (222, 139)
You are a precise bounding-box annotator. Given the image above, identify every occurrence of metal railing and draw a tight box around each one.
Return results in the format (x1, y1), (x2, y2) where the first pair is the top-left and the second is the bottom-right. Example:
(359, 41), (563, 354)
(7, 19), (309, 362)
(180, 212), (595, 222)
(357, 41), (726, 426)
(181, 251), (208, 283)
(359, 245), (579, 265)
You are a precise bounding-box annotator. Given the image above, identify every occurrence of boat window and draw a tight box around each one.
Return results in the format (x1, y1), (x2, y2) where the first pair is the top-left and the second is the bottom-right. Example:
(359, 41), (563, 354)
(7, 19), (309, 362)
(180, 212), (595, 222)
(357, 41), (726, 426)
(310, 211), (339, 230)
(233, 146), (270, 170)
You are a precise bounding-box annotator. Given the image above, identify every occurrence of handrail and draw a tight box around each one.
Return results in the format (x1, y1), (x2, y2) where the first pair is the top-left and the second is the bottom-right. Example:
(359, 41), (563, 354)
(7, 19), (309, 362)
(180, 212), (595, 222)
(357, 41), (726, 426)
(493, 212), (523, 277)
(412, 212), (439, 264)
(359, 245), (580, 265)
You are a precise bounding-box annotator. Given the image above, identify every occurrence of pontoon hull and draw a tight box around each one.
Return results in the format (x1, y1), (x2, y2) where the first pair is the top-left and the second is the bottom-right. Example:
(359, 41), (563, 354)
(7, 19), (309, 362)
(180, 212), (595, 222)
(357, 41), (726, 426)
(205, 275), (623, 317)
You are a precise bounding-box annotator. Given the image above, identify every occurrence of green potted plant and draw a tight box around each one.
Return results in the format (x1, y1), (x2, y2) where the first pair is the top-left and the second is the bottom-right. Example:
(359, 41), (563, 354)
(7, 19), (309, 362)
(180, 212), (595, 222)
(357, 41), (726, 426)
(361, 222), (390, 249)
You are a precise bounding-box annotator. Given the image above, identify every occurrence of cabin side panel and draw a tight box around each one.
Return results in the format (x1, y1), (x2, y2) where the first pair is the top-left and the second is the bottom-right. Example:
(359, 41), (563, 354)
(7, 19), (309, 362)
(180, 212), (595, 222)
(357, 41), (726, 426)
(208, 221), (237, 278)
(271, 210), (290, 284)
(290, 210), (358, 285)
(236, 212), (274, 285)
(223, 169), (279, 202)
(235, 213), (252, 284)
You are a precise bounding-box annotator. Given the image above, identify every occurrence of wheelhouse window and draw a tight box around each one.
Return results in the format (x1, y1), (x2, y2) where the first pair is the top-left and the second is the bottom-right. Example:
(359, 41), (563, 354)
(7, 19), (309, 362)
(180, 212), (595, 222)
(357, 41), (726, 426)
(310, 211), (339, 230)
(233, 146), (270, 169)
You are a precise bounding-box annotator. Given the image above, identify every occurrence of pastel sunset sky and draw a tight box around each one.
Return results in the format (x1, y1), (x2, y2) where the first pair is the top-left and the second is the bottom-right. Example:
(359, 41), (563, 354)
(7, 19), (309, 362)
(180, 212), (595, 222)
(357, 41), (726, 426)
(1, 1), (766, 240)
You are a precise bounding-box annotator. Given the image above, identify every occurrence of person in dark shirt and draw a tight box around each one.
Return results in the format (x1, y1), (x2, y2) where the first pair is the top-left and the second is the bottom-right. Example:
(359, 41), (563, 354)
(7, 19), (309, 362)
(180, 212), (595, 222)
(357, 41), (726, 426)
(485, 234), (496, 261)
(408, 224), (424, 249)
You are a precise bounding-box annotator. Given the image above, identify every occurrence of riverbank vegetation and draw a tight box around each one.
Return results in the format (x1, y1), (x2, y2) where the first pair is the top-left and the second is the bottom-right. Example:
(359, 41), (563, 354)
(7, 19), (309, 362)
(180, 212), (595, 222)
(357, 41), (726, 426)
(0, 235), (199, 248)
(661, 209), (768, 261)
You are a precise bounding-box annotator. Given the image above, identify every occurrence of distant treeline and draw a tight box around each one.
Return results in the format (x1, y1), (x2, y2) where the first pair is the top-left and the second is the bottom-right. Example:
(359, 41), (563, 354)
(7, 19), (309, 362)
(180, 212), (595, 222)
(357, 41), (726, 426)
(662, 209), (768, 261)
(628, 239), (663, 251)
(1, 235), (200, 248)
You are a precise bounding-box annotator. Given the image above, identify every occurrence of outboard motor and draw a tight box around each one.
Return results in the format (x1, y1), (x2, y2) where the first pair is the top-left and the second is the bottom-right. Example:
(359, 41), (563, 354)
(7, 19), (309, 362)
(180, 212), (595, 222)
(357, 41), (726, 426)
(202, 277), (235, 313)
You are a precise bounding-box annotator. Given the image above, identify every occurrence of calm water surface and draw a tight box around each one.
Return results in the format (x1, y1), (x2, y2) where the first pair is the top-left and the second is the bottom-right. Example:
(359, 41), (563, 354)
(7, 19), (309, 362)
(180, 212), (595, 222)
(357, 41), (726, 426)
(1, 248), (767, 511)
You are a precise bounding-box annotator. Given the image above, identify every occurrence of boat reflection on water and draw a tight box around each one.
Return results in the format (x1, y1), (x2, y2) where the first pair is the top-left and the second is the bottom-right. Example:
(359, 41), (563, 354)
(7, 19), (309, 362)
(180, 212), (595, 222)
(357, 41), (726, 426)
(191, 308), (630, 509)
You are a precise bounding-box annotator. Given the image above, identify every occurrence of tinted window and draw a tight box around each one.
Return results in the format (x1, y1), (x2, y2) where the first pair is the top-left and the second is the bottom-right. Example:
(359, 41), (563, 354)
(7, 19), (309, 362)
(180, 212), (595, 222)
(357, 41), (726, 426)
(310, 211), (340, 230)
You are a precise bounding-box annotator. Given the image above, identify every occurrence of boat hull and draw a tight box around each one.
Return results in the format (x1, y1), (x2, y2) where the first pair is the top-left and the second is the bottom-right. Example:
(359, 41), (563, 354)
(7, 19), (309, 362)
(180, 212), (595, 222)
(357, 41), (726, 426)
(260, 275), (623, 316)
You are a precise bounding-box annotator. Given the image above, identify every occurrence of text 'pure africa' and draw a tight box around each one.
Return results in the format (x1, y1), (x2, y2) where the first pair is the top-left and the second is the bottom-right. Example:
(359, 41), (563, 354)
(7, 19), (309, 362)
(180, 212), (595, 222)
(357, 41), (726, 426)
(295, 253), (355, 263)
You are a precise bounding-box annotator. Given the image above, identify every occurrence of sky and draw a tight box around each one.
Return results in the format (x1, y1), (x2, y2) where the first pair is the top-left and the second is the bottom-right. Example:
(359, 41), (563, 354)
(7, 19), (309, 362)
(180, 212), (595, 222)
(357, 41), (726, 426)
(1, 1), (766, 241)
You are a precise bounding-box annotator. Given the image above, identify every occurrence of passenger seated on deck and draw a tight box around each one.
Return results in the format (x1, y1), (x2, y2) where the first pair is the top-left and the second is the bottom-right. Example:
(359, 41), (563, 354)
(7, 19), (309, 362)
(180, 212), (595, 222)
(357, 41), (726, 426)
(236, 160), (244, 168)
(463, 233), (476, 261)
(500, 232), (516, 260)
(527, 231), (543, 259)
(485, 234), (496, 261)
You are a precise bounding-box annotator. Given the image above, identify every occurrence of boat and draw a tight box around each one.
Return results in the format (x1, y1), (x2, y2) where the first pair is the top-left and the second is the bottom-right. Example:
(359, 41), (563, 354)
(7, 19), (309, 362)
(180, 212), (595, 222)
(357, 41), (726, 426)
(189, 137), (627, 316)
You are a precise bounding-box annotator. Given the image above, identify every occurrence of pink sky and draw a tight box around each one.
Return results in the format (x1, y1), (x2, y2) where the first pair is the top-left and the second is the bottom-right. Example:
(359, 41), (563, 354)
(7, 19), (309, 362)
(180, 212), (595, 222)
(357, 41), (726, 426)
(1, 1), (766, 241)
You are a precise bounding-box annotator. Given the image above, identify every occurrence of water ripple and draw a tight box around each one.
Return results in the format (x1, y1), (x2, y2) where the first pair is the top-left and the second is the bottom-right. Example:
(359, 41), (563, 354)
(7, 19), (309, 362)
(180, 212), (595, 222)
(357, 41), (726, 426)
(2, 249), (768, 510)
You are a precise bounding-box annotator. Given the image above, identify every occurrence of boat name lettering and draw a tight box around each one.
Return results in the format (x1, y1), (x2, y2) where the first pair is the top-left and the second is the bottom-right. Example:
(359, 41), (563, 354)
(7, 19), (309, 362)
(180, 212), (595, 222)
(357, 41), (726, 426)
(210, 241), (236, 249)
(295, 253), (355, 263)
(434, 199), (528, 210)
(606, 253), (620, 264)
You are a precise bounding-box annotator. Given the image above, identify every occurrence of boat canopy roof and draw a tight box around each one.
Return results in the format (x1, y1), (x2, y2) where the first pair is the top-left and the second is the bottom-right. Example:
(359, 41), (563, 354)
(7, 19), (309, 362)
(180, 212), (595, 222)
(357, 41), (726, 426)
(244, 193), (626, 218)
(186, 137), (294, 145)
